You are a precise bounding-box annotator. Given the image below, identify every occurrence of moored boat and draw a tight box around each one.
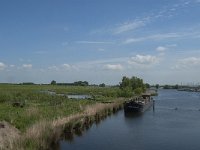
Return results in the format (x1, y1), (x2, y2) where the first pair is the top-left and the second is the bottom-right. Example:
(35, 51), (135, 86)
(124, 93), (153, 113)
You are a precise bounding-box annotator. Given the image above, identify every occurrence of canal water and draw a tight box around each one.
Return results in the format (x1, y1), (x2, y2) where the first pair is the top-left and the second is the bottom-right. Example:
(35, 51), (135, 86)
(59, 90), (200, 150)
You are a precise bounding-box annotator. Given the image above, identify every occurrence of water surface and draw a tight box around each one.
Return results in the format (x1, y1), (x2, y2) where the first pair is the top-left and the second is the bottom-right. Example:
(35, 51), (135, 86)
(60, 90), (200, 150)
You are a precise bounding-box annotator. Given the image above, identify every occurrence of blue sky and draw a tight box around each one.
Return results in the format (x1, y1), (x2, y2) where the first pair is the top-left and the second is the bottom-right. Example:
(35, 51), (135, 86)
(1, 0), (200, 85)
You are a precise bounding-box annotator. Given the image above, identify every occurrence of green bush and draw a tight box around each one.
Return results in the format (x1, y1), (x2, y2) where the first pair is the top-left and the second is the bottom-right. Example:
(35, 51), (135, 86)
(134, 87), (143, 95)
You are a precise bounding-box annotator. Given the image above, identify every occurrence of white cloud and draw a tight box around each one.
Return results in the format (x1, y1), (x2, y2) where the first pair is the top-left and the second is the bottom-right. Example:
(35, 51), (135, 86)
(22, 64), (32, 69)
(0, 62), (6, 70)
(129, 55), (159, 65)
(113, 20), (145, 34)
(62, 64), (71, 70)
(156, 46), (167, 52)
(104, 64), (123, 71)
(75, 41), (114, 44)
(127, 55), (160, 69)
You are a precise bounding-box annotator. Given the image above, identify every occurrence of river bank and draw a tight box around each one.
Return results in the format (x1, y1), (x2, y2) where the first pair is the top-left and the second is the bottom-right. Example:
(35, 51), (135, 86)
(0, 98), (124, 150)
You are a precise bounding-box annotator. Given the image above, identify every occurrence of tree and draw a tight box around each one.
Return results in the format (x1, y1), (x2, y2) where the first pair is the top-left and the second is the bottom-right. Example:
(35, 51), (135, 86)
(145, 83), (150, 88)
(120, 76), (131, 90)
(174, 84), (179, 89)
(74, 81), (89, 86)
(119, 87), (133, 97)
(119, 76), (145, 97)
(134, 87), (143, 95)
(163, 85), (170, 89)
(155, 84), (159, 89)
(51, 80), (56, 85)
(99, 83), (106, 87)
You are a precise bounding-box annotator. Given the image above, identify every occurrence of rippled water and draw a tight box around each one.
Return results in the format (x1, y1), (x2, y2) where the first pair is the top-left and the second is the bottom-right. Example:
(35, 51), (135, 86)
(59, 89), (200, 150)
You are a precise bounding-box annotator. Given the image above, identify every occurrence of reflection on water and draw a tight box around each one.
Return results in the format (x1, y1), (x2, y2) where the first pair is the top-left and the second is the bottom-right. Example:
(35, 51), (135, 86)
(124, 111), (142, 118)
(59, 90), (200, 150)
(62, 132), (74, 143)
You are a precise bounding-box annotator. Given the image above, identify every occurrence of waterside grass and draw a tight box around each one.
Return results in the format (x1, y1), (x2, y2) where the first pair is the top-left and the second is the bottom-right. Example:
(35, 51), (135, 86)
(13, 101), (123, 150)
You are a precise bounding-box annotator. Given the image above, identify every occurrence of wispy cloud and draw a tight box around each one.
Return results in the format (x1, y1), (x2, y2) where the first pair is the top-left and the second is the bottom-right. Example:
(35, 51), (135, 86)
(47, 64), (78, 71)
(75, 41), (114, 44)
(113, 20), (146, 34)
(75, 57), (128, 67)
(89, 20), (147, 35)
(90, 0), (198, 38)
(124, 33), (180, 44)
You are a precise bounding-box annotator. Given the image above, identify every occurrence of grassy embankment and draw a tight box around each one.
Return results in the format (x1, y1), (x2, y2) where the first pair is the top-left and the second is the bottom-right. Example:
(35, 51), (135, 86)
(0, 84), (124, 149)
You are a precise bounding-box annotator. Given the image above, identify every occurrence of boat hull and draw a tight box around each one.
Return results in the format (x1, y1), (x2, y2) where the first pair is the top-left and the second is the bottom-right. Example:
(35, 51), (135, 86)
(124, 100), (153, 113)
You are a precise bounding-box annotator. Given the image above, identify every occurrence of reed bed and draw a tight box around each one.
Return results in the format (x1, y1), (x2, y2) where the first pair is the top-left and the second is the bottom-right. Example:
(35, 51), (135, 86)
(12, 100), (123, 150)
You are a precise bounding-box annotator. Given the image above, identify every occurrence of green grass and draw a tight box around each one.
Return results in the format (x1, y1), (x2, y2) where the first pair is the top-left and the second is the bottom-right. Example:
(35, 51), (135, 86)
(0, 84), (121, 131)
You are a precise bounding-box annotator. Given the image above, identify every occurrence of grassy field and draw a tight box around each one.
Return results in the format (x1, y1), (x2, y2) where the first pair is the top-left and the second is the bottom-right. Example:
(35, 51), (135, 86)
(0, 84), (121, 131)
